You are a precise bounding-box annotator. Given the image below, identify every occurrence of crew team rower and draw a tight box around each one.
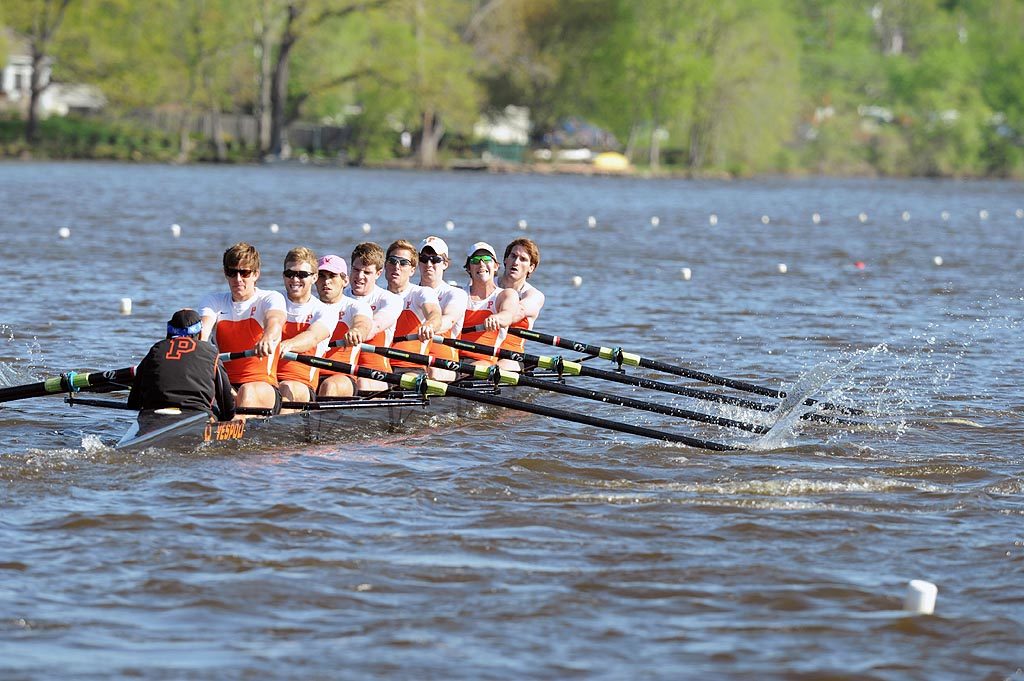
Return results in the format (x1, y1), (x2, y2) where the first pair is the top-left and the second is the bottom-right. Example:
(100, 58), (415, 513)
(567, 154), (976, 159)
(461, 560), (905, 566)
(345, 242), (402, 392)
(384, 239), (441, 372)
(128, 308), (235, 421)
(415, 236), (467, 381)
(276, 247), (339, 408)
(199, 242), (286, 413)
(315, 254), (372, 398)
(496, 237), (545, 371)
(459, 241), (518, 366)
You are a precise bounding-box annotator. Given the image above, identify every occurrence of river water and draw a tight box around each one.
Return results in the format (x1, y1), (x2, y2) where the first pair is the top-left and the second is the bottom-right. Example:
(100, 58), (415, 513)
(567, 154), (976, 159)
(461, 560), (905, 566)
(0, 162), (1021, 679)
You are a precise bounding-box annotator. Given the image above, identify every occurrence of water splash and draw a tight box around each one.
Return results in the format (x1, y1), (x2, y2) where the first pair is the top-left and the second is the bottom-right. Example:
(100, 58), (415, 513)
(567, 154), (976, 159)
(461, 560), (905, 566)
(748, 346), (881, 450)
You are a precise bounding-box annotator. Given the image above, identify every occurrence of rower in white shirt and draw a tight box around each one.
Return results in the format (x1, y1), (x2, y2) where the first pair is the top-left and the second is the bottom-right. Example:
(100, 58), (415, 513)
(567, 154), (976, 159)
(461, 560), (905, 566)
(315, 254), (373, 398)
(416, 236), (468, 381)
(384, 239), (441, 372)
(344, 241), (403, 392)
(496, 237), (545, 371)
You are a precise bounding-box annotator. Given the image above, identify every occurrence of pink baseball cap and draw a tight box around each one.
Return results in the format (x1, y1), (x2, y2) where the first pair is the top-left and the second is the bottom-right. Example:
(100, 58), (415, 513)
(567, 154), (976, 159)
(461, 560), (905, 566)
(318, 254), (348, 275)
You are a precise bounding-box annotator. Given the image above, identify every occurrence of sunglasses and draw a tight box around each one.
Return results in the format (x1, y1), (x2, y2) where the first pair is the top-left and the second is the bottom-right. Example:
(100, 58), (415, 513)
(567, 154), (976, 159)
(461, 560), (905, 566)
(224, 267), (255, 278)
(419, 254), (445, 265)
(468, 255), (495, 264)
(386, 255), (414, 267)
(283, 269), (316, 280)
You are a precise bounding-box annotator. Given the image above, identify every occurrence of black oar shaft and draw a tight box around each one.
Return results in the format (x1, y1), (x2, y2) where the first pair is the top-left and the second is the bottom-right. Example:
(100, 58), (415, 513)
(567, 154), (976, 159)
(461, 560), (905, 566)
(281, 351), (739, 451)
(439, 336), (776, 412)
(366, 343), (766, 434)
(507, 327), (862, 415)
(0, 367), (136, 404)
(509, 327), (781, 397)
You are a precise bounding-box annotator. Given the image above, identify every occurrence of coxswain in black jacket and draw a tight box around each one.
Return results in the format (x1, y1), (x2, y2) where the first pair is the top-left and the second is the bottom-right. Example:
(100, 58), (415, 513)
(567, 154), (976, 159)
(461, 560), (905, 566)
(127, 309), (235, 420)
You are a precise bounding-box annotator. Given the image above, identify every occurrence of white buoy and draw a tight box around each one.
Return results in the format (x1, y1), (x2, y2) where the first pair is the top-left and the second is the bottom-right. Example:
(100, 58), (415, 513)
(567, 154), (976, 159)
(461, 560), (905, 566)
(901, 211), (911, 222)
(445, 220), (455, 231)
(587, 215), (597, 228)
(651, 216), (660, 227)
(812, 212), (821, 224)
(904, 579), (937, 615)
(933, 255), (943, 266)
(777, 263), (788, 274)
(761, 215), (770, 225)
(58, 227), (71, 239)
(518, 218), (528, 230)
(269, 223), (279, 233)
(170, 223), (181, 238)
(858, 212), (868, 223)
(362, 223), (372, 234)
(1016, 209), (1023, 219)
(679, 267), (692, 281)
(708, 214), (717, 226)
(941, 210), (950, 221)
(571, 275), (583, 287)
(119, 297), (132, 315)
(979, 209), (989, 220)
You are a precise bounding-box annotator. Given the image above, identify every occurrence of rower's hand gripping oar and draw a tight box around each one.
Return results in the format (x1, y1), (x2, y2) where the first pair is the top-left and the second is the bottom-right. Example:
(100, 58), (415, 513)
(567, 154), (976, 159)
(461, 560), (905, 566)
(501, 327), (863, 416)
(433, 335), (859, 426)
(0, 367), (136, 404)
(359, 343), (768, 434)
(279, 351), (741, 451)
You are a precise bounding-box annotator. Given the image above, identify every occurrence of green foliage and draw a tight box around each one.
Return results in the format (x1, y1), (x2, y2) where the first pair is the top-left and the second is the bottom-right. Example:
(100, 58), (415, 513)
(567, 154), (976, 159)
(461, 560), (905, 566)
(0, 116), (177, 161)
(2, 0), (1023, 175)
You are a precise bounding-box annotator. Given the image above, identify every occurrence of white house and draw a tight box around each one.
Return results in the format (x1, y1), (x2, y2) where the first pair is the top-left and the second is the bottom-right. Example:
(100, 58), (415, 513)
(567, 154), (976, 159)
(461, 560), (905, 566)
(1, 28), (104, 117)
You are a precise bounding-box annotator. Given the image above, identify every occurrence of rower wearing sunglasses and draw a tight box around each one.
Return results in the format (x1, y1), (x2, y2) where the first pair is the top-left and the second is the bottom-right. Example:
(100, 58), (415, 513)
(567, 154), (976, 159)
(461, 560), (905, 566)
(275, 246), (339, 408)
(496, 237), (545, 371)
(384, 239), (442, 372)
(344, 242), (403, 392)
(459, 241), (519, 366)
(199, 242), (286, 413)
(415, 236), (468, 381)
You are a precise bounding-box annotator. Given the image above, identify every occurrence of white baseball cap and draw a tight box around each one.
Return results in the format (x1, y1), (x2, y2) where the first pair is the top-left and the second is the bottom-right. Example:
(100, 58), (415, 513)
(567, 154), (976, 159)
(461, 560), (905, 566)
(465, 241), (498, 262)
(418, 236), (449, 257)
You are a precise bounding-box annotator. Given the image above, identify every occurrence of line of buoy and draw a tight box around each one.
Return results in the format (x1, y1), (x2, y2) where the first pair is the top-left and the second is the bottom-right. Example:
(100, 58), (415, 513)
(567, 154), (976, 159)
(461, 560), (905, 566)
(170, 223), (181, 238)
(269, 223), (279, 234)
(58, 227), (71, 239)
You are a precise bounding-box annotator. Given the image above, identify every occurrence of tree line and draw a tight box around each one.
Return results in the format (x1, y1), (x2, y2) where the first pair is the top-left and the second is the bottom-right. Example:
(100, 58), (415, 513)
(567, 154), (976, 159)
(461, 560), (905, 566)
(3, 0), (1023, 176)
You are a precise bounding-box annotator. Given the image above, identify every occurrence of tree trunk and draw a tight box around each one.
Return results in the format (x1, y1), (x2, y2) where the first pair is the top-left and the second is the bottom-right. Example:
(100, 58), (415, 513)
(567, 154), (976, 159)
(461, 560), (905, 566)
(624, 123), (639, 163)
(255, 0), (273, 155)
(269, 5), (300, 159)
(25, 48), (46, 143)
(418, 108), (444, 168)
(648, 125), (662, 171)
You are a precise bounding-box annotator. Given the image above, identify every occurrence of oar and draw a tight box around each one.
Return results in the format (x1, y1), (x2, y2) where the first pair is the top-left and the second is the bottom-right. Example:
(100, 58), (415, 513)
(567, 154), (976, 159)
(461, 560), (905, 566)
(280, 351), (741, 451)
(503, 327), (863, 416)
(356, 343), (765, 433)
(0, 367), (136, 404)
(435, 336), (859, 427)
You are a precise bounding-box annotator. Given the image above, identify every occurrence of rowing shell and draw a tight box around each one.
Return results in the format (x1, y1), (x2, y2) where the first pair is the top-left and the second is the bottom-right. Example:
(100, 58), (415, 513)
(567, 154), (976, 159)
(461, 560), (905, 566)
(115, 381), (515, 451)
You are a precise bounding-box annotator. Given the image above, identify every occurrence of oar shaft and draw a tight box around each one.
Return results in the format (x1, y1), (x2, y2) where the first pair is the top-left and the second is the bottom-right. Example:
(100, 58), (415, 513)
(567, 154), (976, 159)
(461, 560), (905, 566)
(0, 367), (136, 404)
(438, 336), (777, 412)
(359, 344), (766, 433)
(508, 327), (781, 397)
(281, 351), (739, 451)
(507, 327), (863, 415)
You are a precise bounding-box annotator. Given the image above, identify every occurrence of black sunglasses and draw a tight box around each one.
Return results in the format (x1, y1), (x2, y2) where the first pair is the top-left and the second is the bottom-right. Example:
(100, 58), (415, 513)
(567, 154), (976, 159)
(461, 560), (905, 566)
(224, 267), (255, 278)
(419, 254), (445, 265)
(386, 255), (413, 267)
(283, 269), (316, 280)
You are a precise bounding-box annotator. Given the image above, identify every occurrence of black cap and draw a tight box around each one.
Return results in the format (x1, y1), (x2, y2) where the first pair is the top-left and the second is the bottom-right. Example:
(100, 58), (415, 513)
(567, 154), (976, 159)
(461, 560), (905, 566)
(167, 309), (203, 338)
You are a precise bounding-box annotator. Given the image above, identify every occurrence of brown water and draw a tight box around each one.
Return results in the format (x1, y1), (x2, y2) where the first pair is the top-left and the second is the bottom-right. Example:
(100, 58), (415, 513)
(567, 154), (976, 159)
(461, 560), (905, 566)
(1, 162), (1022, 679)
